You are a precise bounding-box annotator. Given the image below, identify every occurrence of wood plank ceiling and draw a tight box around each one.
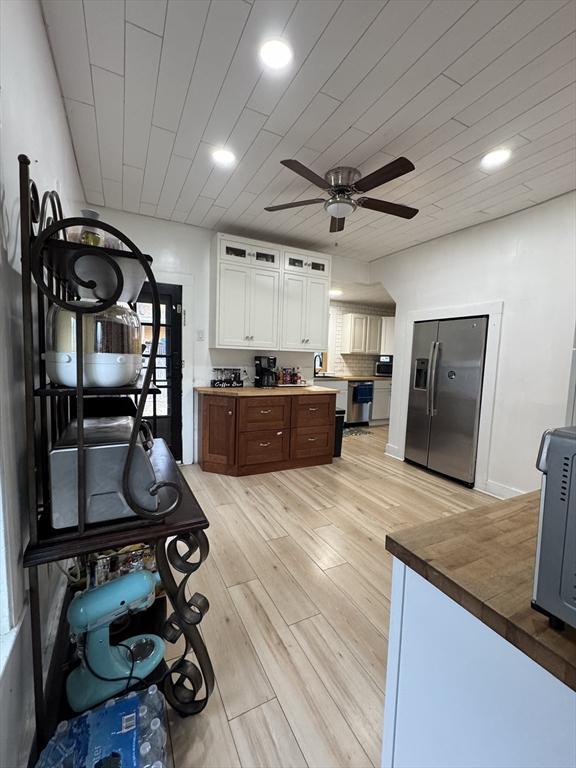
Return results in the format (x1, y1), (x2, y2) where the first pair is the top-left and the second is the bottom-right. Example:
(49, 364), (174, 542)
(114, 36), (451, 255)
(42, 0), (576, 261)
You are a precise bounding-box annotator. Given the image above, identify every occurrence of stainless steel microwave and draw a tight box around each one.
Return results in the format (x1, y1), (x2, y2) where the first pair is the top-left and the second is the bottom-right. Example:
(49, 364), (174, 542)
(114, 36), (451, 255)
(375, 355), (393, 376)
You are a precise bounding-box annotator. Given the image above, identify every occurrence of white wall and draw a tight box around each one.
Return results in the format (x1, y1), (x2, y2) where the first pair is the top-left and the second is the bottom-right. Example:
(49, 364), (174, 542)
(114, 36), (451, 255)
(92, 207), (358, 461)
(0, 0), (85, 763)
(371, 193), (576, 496)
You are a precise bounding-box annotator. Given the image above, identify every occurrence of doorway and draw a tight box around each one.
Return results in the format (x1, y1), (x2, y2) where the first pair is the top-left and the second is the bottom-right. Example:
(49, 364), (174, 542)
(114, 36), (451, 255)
(135, 282), (183, 461)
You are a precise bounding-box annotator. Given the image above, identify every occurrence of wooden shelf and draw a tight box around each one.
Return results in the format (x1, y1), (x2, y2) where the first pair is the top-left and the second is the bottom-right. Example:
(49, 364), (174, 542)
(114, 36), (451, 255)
(23, 467), (208, 567)
(35, 371), (161, 397)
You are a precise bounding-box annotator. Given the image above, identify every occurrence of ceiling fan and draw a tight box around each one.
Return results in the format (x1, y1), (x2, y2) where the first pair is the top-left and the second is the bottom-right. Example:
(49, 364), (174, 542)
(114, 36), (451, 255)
(264, 157), (418, 232)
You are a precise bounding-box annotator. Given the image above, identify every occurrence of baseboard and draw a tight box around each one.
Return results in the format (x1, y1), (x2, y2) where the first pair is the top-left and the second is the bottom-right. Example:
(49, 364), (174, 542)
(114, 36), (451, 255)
(474, 479), (526, 499)
(385, 442), (403, 460)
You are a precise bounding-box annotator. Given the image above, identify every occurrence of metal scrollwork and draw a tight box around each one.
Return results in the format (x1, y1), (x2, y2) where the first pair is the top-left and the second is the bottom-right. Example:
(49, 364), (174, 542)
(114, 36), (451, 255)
(28, 212), (182, 521)
(155, 530), (214, 716)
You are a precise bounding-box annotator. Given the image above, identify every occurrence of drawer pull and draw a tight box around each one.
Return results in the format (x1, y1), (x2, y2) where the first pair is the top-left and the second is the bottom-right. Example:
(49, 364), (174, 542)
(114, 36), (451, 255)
(260, 409), (272, 414)
(259, 441), (271, 447)
(307, 437), (317, 442)
(227, 410), (233, 416)
(308, 407), (318, 412)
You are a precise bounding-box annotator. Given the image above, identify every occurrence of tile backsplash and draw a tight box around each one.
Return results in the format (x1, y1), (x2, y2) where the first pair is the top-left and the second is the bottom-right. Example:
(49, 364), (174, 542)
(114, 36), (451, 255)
(328, 301), (394, 376)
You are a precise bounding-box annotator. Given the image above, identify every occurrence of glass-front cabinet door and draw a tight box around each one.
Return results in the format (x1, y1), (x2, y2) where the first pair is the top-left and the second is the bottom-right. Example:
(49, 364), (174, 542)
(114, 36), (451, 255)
(220, 238), (280, 269)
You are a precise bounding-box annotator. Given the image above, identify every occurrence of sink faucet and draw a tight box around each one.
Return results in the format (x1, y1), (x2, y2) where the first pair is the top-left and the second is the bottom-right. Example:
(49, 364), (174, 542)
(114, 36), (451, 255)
(313, 353), (323, 376)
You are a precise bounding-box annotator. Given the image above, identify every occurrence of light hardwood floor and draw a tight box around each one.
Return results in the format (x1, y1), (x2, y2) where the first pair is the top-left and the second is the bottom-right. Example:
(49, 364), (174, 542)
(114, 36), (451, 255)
(168, 427), (494, 768)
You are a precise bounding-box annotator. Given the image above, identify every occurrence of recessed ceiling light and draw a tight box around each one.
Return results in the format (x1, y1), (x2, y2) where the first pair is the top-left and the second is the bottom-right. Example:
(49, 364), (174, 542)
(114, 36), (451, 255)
(329, 289), (343, 298)
(260, 39), (293, 70)
(212, 148), (236, 167)
(481, 148), (511, 170)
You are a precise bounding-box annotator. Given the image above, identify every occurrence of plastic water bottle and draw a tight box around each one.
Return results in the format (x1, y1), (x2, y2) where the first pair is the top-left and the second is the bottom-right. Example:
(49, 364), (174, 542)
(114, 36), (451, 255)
(139, 704), (152, 730)
(139, 740), (161, 767)
(143, 684), (163, 716)
(146, 717), (167, 752)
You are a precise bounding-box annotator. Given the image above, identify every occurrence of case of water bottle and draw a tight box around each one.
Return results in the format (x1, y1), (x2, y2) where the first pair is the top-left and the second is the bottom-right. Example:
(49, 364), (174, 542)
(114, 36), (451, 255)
(35, 685), (171, 768)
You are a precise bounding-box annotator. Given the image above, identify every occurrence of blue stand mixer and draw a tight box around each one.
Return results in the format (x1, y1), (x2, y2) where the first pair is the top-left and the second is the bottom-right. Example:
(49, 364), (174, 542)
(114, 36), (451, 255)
(66, 570), (165, 712)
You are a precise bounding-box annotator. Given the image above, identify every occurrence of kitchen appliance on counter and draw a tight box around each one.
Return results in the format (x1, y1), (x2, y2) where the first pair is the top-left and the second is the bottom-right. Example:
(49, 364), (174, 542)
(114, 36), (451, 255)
(405, 316), (488, 485)
(375, 355), (393, 376)
(254, 355), (278, 387)
(347, 380), (373, 425)
(532, 426), (576, 630)
(45, 301), (143, 387)
(49, 416), (169, 528)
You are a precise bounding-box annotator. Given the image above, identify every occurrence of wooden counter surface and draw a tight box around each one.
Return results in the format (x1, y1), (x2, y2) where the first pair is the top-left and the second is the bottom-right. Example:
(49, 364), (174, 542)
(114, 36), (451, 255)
(194, 385), (337, 397)
(314, 376), (392, 382)
(386, 491), (576, 690)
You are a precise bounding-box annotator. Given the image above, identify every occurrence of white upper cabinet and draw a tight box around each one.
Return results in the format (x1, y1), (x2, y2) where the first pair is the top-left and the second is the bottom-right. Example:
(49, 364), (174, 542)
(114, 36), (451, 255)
(220, 237), (280, 270)
(380, 317), (395, 355)
(366, 315), (383, 354)
(218, 262), (252, 347)
(280, 273), (306, 350)
(212, 234), (330, 351)
(343, 313), (367, 353)
(284, 250), (331, 278)
(250, 269), (280, 348)
(342, 313), (388, 354)
(216, 263), (280, 348)
(305, 277), (329, 349)
(279, 274), (329, 351)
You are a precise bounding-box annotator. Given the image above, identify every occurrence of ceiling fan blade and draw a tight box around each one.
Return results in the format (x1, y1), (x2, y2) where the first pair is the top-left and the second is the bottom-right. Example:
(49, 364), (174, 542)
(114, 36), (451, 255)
(264, 198), (325, 212)
(280, 159), (331, 190)
(354, 157), (415, 193)
(330, 217), (345, 233)
(357, 197), (418, 219)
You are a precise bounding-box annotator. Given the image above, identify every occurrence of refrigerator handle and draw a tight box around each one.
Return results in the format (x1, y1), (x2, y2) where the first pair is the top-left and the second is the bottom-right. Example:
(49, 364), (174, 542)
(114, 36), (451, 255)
(426, 341), (436, 416)
(430, 341), (441, 416)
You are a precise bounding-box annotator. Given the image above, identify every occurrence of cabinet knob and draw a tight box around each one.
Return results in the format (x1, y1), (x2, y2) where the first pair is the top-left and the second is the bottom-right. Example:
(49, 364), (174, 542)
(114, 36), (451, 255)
(227, 410), (233, 415)
(308, 407), (318, 412)
(260, 409), (272, 414)
(307, 437), (317, 442)
(259, 441), (271, 447)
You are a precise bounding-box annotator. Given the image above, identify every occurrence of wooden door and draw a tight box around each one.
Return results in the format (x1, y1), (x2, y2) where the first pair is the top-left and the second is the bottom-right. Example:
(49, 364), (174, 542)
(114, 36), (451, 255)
(201, 395), (236, 466)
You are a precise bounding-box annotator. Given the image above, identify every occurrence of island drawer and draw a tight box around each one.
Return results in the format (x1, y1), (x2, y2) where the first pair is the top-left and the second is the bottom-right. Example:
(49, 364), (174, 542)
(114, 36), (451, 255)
(291, 426), (334, 459)
(238, 396), (291, 432)
(292, 395), (335, 428)
(238, 428), (290, 466)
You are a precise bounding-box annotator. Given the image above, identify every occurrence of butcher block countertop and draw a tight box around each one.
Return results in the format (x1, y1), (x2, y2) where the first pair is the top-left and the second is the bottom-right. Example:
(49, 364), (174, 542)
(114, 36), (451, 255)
(314, 375), (392, 381)
(386, 491), (576, 690)
(194, 385), (337, 397)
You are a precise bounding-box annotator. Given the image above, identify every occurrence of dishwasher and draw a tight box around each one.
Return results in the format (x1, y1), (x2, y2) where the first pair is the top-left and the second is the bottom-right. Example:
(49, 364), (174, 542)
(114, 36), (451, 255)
(346, 381), (374, 425)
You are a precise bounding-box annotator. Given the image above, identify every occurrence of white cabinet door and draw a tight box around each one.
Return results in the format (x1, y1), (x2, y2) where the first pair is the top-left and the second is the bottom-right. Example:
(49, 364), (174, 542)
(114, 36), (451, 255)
(306, 277), (329, 349)
(281, 273), (307, 349)
(218, 262), (251, 346)
(381, 317), (395, 355)
(220, 238), (251, 264)
(344, 314), (367, 353)
(366, 316), (383, 354)
(284, 251), (308, 273)
(308, 253), (331, 278)
(250, 268), (279, 348)
(371, 384), (391, 420)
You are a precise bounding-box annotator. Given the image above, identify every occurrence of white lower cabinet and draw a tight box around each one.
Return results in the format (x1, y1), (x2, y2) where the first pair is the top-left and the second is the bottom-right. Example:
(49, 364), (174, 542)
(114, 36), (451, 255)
(280, 273), (329, 351)
(217, 262), (279, 348)
(371, 381), (391, 421)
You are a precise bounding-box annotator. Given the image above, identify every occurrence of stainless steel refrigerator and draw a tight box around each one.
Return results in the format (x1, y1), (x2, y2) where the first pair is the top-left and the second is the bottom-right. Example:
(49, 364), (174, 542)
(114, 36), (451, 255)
(405, 316), (488, 485)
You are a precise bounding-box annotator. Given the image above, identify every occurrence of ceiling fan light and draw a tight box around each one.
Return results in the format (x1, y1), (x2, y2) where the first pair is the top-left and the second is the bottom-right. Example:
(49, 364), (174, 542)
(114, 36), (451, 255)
(324, 197), (356, 219)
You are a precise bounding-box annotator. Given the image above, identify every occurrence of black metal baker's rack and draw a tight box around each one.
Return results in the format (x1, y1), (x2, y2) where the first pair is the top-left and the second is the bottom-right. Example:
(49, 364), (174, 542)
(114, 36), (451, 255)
(18, 155), (214, 755)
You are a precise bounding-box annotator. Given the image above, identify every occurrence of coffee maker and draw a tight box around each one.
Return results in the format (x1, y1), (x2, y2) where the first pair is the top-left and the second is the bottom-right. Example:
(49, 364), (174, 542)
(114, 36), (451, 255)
(254, 356), (278, 388)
